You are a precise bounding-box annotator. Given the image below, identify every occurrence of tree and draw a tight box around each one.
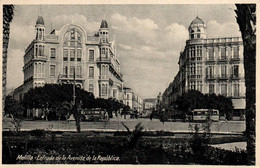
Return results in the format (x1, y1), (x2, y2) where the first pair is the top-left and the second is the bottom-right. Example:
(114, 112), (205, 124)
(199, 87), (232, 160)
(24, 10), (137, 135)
(235, 4), (256, 165)
(4, 95), (23, 118)
(174, 90), (233, 120)
(23, 84), (95, 111)
(3, 5), (14, 116)
(4, 95), (23, 131)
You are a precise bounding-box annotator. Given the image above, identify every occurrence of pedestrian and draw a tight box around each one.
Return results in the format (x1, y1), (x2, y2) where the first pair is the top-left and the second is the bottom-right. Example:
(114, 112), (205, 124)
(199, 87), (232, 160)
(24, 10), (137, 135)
(150, 113), (153, 121)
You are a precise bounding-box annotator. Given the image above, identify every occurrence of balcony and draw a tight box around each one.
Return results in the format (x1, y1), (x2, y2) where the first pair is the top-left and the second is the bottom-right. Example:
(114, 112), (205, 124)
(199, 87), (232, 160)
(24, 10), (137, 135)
(205, 58), (215, 63)
(218, 74), (228, 80)
(230, 57), (241, 62)
(59, 74), (84, 81)
(230, 74), (241, 80)
(206, 75), (216, 80)
(218, 57), (228, 62)
(99, 75), (109, 80)
(34, 74), (45, 79)
(96, 57), (111, 64)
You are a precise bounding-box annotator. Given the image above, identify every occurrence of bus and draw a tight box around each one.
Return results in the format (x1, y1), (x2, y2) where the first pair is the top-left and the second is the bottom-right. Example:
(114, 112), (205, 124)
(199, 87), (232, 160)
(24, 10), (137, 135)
(81, 108), (107, 121)
(191, 109), (219, 121)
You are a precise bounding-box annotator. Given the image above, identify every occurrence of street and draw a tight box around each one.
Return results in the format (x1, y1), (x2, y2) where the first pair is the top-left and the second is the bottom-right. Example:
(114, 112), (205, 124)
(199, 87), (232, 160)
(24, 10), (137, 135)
(4, 118), (245, 134)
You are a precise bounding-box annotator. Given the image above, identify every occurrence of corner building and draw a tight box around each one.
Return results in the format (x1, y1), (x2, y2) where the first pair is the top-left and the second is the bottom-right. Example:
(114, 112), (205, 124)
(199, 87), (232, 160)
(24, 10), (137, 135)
(17, 15), (123, 101)
(162, 17), (245, 119)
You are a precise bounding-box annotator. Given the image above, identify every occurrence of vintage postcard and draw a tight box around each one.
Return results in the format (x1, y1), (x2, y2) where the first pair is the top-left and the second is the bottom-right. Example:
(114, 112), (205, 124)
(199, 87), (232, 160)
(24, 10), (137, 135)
(1, 0), (258, 167)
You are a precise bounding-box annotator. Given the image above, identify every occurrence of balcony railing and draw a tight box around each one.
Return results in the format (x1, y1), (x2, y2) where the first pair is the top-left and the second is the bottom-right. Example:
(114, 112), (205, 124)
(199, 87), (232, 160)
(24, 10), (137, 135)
(218, 57), (228, 62)
(99, 75), (109, 80)
(59, 74), (84, 80)
(96, 57), (111, 64)
(230, 57), (240, 62)
(218, 74), (228, 80)
(230, 74), (241, 79)
(34, 74), (45, 78)
(206, 75), (216, 80)
(205, 58), (215, 62)
(186, 37), (242, 45)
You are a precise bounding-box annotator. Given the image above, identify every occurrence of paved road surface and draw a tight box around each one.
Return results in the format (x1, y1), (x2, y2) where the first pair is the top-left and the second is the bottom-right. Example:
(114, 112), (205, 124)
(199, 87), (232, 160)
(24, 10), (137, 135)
(3, 118), (245, 133)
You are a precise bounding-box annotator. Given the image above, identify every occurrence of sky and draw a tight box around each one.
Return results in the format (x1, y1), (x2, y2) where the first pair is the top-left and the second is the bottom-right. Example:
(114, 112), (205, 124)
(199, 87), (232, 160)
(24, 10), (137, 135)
(6, 4), (241, 98)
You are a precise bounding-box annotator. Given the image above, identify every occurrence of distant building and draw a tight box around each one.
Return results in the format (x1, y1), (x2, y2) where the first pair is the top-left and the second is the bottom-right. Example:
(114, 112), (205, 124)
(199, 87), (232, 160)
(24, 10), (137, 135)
(14, 14), (123, 102)
(143, 98), (157, 116)
(162, 16), (245, 120)
(123, 87), (143, 114)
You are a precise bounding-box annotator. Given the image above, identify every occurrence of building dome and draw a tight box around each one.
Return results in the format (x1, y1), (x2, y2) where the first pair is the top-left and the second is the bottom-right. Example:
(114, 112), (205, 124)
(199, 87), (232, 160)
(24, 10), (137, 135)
(36, 16), (44, 25)
(100, 20), (108, 28)
(191, 16), (204, 25)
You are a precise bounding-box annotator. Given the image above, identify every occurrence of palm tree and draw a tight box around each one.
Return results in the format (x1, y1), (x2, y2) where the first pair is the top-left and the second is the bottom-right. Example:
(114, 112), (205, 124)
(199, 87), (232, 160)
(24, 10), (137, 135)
(3, 5), (14, 116)
(235, 4), (256, 165)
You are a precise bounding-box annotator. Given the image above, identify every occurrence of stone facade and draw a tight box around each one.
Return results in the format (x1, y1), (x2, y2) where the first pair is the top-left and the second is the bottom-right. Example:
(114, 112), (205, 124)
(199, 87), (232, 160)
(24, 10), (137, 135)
(14, 15), (123, 101)
(162, 17), (245, 118)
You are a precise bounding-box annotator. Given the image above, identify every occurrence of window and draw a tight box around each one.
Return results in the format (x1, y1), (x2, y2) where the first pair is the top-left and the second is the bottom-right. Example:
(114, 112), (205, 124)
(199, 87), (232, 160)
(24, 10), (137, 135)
(70, 66), (75, 78)
(221, 65), (227, 78)
(70, 29), (75, 40)
(191, 30), (194, 39)
(196, 46), (202, 57)
(197, 34), (200, 38)
(89, 84), (94, 93)
(233, 84), (240, 97)
(50, 48), (56, 59)
(101, 48), (106, 57)
(127, 94), (129, 99)
(101, 84), (107, 95)
(221, 84), (227, 96)
(39, 45), (44, 56)
(206, 66), (214, 78)
(197, 66), (202, 75)
(197, 81), (202, 92)
(190, 47), (196, 58)
(50, 65), (55, 77)
(190, 63), (196, 75)
(209, 84), (215, 94)
(190, 81), (196, 90)
(63, 29), (82, 62)
(101, 65), (105, 76)
(63, 49), (68, 61)
(220, 48), (226, 59)
(77, 66), (82, 78)
(63, 66), (68, 78)
(233, 65), (239, 78)
(233, 46), (239, 59)
(89, 50), (94, 61)
(113, 89), (117, 98)
(208, 48), (214, 60)
(77, 49), (82, 61)
(70, 49), (75, 61)
(89, 67), (94, 78)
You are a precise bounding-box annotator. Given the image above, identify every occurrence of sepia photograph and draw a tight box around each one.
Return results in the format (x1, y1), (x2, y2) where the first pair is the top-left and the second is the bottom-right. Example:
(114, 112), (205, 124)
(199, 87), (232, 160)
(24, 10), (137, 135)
(2, 1), (257, 166)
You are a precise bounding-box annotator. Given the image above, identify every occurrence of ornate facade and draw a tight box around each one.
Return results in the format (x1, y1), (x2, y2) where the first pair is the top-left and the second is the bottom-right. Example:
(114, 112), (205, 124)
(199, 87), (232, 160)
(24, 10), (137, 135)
(162, 17), (245, 119)
(15, 15), (123, 101)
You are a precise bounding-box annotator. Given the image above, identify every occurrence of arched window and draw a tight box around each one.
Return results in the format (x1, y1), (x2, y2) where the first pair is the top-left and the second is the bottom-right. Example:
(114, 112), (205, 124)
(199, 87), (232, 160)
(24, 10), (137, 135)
(89, 84), (94, 93)
(101, 48), (106, 57)
(191, 30), (194, 39)
(105, 65), (109, 75)
(63, 28), (82, 64)
(197, 29), (201, 32)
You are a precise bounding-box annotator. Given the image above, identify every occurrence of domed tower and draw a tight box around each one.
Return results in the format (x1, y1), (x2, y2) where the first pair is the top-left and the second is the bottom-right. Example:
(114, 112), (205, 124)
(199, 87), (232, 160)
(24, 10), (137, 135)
(35, 15), (45, 40)
(188, 16), (207, 39)
(99, 19), (109, 43)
